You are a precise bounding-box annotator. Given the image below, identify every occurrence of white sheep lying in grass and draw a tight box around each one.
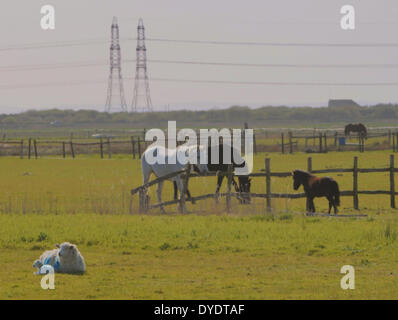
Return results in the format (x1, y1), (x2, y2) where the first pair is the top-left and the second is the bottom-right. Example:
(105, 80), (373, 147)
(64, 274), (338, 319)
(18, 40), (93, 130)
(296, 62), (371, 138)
(33, 242), (85, 274)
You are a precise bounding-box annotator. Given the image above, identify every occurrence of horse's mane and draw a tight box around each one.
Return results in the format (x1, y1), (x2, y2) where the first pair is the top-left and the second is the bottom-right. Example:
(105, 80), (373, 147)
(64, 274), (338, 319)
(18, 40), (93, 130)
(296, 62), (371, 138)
(293, 169), (314, 178)
(208, 142), (246, 168)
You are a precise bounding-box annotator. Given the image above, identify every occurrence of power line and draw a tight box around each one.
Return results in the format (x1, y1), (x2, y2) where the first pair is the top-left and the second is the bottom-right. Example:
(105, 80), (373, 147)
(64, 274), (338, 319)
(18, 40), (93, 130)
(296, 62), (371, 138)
(2, 59), (398, 72)
(0, 38), (110, 51)
(2, 37), (398, 52)
(149, 60), (398, 69)
(0, 60), (105, 71)
(150, 77), (398, 87)
(145, 38), (398, 48)
(0, 80), (105, 90)
(1, 77), (398, 91)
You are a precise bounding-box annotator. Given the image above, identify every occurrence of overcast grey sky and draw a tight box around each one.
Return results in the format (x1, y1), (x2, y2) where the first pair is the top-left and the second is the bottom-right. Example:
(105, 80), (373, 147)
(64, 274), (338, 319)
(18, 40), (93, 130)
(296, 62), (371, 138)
(0, 0), (397, 113)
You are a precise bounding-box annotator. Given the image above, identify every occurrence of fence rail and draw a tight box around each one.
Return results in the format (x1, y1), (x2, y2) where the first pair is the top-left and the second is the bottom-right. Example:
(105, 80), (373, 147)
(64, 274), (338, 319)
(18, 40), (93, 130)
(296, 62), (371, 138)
(0, 137), (151, 159)
(1, 127), (398, 158)
(130, 155), (397, 214)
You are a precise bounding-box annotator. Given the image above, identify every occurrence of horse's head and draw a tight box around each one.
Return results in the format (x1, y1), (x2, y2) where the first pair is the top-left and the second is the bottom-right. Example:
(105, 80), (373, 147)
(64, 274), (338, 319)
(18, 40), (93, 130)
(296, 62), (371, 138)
(191, 145), (208, 174)
(292, 170), (304, 190)
(238, 176), (251, 204)
(192, 163), (208, 174)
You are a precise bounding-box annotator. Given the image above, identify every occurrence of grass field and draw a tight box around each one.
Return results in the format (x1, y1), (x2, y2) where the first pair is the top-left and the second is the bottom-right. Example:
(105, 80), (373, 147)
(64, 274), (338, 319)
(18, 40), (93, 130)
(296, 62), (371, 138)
(0, 150), (398, 299)
(1, 213), (398, 299)
(0, 150), (396, 215)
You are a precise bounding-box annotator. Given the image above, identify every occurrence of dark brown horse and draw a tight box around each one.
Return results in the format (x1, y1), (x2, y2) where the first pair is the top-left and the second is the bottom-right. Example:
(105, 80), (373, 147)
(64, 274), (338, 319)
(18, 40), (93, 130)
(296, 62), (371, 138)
(174, 142), (252, 204)
(344, 123), (367, 139)
(292, 170), (340, 214)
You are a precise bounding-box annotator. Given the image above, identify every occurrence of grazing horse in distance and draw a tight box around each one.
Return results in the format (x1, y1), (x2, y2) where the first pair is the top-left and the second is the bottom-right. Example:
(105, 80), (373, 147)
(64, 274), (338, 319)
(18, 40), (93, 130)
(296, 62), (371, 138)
(292, 169), (340, 214)
(174, 142), (252, 204)
(344, 123), (367, 139)
(141, 145), (208, 213)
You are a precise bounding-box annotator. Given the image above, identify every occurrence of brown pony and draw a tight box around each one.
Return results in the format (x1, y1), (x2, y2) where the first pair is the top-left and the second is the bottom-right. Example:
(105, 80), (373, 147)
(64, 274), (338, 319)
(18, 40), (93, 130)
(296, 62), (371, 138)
(292, 170), (340, 214)
(344, 123), (367, 139)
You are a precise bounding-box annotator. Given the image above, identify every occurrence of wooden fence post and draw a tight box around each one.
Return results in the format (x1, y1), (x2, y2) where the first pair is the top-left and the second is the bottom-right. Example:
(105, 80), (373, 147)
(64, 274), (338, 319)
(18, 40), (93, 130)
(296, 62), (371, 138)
(353, 156), (359, 210)
(361, 134), (365, 153)
(281, 133), (285, 154)
(265, 158), (271, 213)
(390, 155), (395, 209)
(307, 157), (312, 212)
(307, 157), (312, 173)
(100, 138), (104, 159)
(180, 165), (191, 214)
(28, 138), (31, 159)
(107, 138), (111, 159)
(241, 128), (245, 155)
(253, 132), (257, 155)
(131, 136), (136, 159)
(20, 139), (23, 159)
(33, 140), (38, 159)
(289, 131), (293, 154)
(388, 130), (392, 146)
(139, 189), (146, 213)
(226, 164), (233, 213)
(62, 142), (66, 158)
(396, 132), (398, 153)
(334, 131), (338, 147)
(70, 141), (75, 159)
(324, 133), (328, 153)
(319, 133), (323, 153)
(138, 137), (142, 158)
(313, 130), (316, 146)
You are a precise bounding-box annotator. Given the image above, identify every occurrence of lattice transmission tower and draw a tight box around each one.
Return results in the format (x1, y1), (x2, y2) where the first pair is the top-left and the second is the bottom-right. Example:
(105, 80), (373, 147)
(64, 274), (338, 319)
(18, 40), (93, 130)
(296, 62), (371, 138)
(131, 18), (153, 112)
(105, 17), (127, 113)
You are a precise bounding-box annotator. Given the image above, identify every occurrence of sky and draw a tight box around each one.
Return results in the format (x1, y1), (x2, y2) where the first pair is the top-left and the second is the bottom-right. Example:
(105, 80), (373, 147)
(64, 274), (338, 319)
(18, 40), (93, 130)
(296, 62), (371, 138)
(0, 0), (397, 113)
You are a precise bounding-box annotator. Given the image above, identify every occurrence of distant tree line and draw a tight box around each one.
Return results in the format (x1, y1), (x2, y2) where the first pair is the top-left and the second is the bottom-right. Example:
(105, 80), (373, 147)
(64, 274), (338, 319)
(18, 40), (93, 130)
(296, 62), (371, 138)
(1, 103), (397, 129)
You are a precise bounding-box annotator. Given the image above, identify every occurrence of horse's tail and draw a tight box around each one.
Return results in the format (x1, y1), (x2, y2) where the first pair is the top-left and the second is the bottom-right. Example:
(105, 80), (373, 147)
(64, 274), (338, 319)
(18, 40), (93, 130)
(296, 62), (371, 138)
(333, 180), (340, 206)
(362, 124), (368, 139)
(344, 124), (350, 136)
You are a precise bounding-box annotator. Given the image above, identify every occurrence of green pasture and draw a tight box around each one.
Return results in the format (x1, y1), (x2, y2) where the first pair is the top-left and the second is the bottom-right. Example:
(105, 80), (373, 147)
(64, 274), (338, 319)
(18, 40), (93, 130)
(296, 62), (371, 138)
(1, 213), (398, 299)
(0, 150), (398, 299)
(0, 150), (397, 215)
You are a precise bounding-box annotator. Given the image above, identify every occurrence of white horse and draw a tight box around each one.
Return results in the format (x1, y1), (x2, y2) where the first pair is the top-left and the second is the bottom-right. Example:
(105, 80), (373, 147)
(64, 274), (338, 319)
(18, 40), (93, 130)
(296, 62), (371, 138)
(141, 145), (208, 213)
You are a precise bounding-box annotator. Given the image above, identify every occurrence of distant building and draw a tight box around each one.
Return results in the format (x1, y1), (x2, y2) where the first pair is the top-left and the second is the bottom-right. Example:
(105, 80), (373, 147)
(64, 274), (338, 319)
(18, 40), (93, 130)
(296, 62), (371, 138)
(92, 134), (116, 139)
(50, 120), (62, 127)
(328, 99), (360, 108)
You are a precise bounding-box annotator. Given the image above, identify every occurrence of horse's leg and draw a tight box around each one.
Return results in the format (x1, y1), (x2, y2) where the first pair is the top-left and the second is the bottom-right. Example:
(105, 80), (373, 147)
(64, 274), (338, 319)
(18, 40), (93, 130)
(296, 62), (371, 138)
(215, 175), (224, 203)
(186, 187), (195, 204)
(142, 163), (151, 192)
(175, 177), (187, 213)
(142, 162), (152, 209)
(157, 180), (166, 213)
(173, 181), (178, 200)
(231, 178), (242, 203)
(310, 197), (315, 213)
(306, 197), (310, 212)
(174, 180), (194, 204)
(333, 198), (338, 215)
(231, 178), (239, 192)
(216, 175), (224, 193)
(327, 196), (333, 214)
